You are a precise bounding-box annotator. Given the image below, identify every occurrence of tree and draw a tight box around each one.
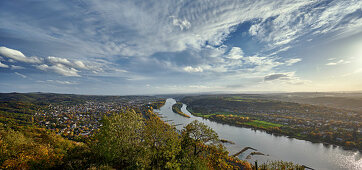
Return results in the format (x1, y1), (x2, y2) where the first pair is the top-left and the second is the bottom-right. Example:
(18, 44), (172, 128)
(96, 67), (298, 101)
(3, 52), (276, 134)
(91, 109), (148, 169)
(181, 120), (218, 156)
(143, 116), (181, 169)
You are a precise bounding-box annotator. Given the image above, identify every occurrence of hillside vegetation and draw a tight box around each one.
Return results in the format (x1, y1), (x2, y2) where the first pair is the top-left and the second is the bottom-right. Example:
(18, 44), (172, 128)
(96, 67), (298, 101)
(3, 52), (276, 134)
(0, 93), (306, 169)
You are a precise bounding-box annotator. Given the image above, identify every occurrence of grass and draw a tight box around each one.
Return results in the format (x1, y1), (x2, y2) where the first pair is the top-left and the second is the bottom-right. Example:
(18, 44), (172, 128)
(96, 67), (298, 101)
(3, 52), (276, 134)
(191, 111), (282, 129)
(244, 120), (282, 128)
(191, 112), (204, 117)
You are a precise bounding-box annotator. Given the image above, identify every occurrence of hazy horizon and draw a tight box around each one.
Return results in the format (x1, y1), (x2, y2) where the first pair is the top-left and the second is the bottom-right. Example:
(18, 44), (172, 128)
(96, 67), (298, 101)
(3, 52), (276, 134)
(2, 90), (362, 96)
(1, 0), (362, 94)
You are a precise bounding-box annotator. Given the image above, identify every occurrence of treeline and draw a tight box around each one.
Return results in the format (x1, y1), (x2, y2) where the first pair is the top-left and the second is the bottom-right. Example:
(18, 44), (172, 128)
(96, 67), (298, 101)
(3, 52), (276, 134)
(0, 92), (163, 106)
(172, 102), (190, 118)
(146, 100), (166, 110)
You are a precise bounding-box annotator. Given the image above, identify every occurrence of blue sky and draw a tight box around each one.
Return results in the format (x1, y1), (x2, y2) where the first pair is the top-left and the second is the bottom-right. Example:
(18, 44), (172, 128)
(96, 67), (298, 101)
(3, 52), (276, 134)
(1, 0), (362, 95)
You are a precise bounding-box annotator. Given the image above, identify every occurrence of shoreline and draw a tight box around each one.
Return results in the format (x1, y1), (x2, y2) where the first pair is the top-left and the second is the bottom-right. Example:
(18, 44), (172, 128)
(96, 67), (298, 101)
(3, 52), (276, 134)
(172, 102), (191, 118)
(184, 106), (361, 152)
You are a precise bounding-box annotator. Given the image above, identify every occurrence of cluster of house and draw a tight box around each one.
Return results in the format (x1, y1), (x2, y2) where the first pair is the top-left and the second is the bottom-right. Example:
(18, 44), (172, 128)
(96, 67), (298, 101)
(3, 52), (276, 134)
(34, 97), (161, 138)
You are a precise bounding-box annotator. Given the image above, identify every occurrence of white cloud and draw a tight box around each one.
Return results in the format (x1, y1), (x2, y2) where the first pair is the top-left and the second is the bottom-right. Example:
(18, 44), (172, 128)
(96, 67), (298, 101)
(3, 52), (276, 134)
(171, 16), (191, 31)
(267, 46), (291, 56)
(14, 72), (27, 78)
(311, 1), (362, 36)
(326, 59), (350, 66)
(36, 64), (80, 77)
(74, 60), (87, 69)
(46, 80), (78, 85)
(179, 46), (283, 75)
(0, 46), (103, 77)
(0, 0), (360, 93)
(249, 0), (362, 49)
(226, 47), (244, 59)
(10, 65), (25, 70)
(285, 58), (302, 66)
(183, 66), (204, 72)
(0, 46), (42, 63)
(79, 0), (318, 57)
(0, 61), (9, 68)
(47, 56), (89, 70)
(47, 56), (72, 66)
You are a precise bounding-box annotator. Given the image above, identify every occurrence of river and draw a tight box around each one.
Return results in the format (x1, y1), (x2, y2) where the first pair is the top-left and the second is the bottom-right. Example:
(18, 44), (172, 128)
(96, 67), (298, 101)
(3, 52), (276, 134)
(154, 98), (361, 170)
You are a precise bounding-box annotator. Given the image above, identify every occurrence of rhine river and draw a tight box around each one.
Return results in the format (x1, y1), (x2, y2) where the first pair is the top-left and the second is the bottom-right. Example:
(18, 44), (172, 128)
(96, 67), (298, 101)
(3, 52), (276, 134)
(154, 98), (361, 170)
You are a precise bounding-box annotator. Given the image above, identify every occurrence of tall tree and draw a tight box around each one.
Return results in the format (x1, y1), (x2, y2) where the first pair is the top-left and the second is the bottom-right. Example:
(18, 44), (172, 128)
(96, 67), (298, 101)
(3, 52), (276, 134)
(143, 116), (181, 169)
(92, 109), (148, 169)
(181, 120), (219, 156)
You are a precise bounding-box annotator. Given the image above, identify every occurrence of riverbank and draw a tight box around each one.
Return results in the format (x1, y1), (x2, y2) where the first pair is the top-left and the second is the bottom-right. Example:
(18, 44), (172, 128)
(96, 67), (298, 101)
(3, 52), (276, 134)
(172, 102), (190, 118)
(159, 98), (361, 170)
(185, 105), (361, 152)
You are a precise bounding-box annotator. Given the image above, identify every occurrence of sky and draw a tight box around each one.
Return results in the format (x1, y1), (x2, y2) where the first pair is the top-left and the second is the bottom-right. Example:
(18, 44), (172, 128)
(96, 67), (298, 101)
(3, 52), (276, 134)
(0, 0), (362, 95)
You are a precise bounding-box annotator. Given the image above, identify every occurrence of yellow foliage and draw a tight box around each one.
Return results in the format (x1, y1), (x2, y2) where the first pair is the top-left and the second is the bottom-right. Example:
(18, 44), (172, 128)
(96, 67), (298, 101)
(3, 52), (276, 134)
(0, 126), (77, 169)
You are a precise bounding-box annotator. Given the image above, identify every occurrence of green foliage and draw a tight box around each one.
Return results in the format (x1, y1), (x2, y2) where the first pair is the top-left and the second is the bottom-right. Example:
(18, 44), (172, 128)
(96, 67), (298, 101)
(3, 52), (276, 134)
(244, 120), (282, 128)
(144, 116), (181, 169)
(147, 100), (166, 110)
(178, 120), (246, 169)
(91, 109), (148, 169)
(91, 109), (182, 169)
(183, 120), (219, 146)
(90, 113), (246, 169)
(258, 160), (305, 170)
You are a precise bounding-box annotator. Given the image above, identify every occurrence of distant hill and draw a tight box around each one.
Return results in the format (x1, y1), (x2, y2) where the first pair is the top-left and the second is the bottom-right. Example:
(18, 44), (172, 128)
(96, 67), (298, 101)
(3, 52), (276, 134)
(265, 92), (362, 112)
(0, 92), (162, 105)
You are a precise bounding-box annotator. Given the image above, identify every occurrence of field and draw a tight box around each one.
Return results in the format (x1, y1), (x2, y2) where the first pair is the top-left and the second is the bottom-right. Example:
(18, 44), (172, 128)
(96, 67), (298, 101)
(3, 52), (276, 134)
(244, 120), (282, 129)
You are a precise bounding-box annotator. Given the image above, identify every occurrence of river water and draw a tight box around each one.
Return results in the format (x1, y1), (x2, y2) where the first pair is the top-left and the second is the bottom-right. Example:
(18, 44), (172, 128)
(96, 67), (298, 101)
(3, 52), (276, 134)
(154, 98), (361, 170)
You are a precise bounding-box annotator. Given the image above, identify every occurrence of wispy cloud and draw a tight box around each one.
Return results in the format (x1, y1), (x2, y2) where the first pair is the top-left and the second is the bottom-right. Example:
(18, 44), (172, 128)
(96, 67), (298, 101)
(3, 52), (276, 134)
(264, 73), (289, 81)
(10, 65), (25, 70)
(249, 1), (362, 49)
(326, 59), (350, 66)
(48, 80), (78, 85)
(14, 72), (27, 78)
(0, 61), (9, 68)
(285, 58), (302, 66)
(0, 0), (361, 93)
(36, 64), (80, 77)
